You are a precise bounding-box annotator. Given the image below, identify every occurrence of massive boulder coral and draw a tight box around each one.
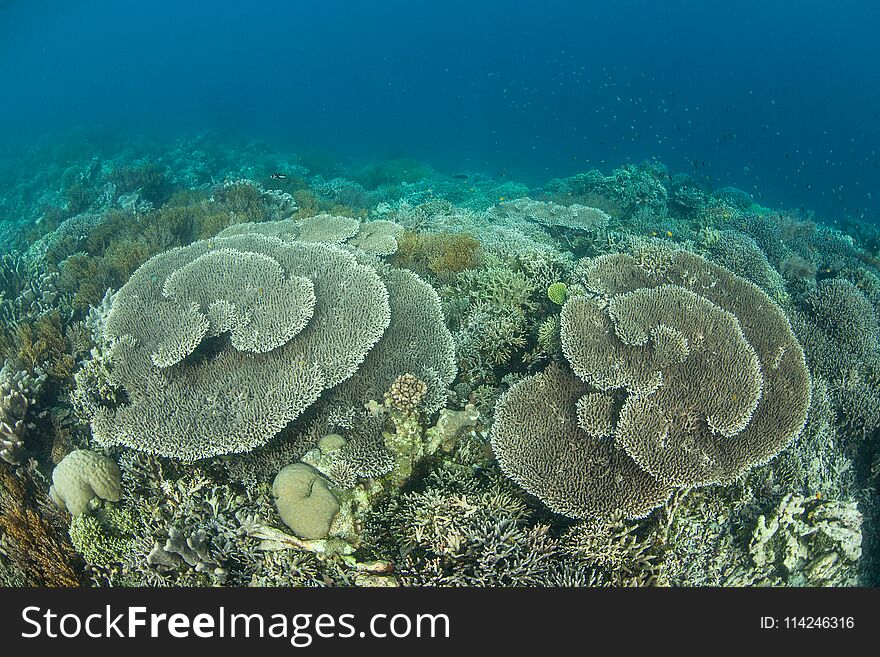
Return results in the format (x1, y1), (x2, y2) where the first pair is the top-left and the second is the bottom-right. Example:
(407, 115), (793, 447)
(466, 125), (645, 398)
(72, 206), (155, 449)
(91, 225), (455, 461)
(49, 449), (122, 516)
(491, 246), (811, 519)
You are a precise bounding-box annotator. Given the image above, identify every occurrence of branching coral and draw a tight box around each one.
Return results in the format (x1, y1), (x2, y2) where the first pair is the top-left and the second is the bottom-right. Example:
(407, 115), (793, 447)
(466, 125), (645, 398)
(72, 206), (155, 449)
(367, 466), (557, 587)
(745, 493), (862, 586)
(0, 360), (47, 464)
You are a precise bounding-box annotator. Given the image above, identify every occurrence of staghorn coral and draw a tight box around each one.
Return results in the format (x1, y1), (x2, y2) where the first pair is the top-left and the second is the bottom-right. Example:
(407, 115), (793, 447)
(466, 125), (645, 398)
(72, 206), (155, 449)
(492, 247), (811, 519)
(456, 303), (528, 372)
(366, 465), (558, 587)
(536, 315), (561, 355)
(559, 516), (661, 586)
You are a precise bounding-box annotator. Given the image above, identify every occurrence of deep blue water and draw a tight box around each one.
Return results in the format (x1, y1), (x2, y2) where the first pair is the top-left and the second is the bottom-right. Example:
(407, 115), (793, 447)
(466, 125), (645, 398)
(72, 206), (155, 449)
(1, 0), (879, 223)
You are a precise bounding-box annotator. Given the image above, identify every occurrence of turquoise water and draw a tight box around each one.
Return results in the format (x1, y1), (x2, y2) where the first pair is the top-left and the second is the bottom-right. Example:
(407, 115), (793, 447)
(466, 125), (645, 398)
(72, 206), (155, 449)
(0, 2), (877, 588)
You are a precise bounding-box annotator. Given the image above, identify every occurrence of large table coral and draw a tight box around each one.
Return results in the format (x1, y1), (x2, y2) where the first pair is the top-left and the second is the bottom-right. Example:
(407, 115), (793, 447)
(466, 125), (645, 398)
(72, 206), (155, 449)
(491, 245), (812, 519)
(90, 222), (455, 461)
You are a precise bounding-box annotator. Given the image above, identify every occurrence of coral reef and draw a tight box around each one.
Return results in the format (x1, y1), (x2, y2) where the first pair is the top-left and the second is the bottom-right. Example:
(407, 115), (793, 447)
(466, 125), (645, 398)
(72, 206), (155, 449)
(0, 136), (876, 588)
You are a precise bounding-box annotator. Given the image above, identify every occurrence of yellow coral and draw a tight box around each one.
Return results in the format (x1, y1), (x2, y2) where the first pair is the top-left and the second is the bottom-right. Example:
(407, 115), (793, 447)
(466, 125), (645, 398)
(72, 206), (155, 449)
(394, 230), (482, 279)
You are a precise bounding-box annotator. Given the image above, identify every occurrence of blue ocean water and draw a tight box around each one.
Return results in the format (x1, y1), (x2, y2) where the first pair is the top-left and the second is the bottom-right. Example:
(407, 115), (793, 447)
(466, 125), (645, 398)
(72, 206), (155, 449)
(1, 0), (878, 223)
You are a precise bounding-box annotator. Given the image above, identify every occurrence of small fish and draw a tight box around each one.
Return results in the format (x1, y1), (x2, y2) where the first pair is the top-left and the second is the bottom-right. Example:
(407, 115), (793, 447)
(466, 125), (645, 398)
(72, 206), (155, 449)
(270, 172), (287, 180)
(452, 173), (469, 180)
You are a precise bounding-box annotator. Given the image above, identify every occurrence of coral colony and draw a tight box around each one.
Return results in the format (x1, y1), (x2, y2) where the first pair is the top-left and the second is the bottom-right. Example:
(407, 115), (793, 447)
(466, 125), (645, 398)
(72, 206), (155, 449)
(0, 139), (877, 587)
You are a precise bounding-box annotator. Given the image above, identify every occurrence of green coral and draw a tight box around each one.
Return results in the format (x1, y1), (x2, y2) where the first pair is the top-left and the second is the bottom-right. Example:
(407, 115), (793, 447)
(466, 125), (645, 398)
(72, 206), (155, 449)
(547, 281), (567, 305)
(68, 505), (138, 570)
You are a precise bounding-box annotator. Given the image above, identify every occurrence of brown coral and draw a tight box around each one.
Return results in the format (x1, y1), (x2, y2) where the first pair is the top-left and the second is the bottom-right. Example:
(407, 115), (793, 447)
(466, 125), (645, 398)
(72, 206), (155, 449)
(0, 463), (81, 586)
(394, 230), (482, 279)
(384, 373), (428, 413)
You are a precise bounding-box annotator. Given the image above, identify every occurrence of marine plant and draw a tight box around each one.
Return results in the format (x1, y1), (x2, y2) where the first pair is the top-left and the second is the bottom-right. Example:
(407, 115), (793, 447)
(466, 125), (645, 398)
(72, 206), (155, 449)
(394, 230), (482, 279)
(108, 163), (173, 206)
(353, 158), (431, 189)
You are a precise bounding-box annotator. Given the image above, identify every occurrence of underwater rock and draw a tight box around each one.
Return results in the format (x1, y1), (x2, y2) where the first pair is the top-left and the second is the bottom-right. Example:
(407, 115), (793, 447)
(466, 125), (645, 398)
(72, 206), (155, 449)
(429, 404), (480, 452)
